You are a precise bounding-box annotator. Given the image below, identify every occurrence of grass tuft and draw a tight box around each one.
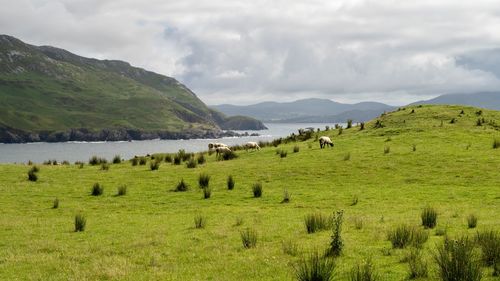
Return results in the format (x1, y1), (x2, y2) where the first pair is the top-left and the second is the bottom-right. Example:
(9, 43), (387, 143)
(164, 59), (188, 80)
(198, 173), (210, 188)
(150, 160), (161, 170)
(91, 183), (103, 196)
(294, 251), (335, 281)
(384, 146), (390, 154)
(227, 175), (235, 190)
(52, 198), (59, 209)
(175, 179), (189, 192)
(252, 182), (263, 198)
(305, 213), (331, 234)
(100, 162), (109, 171)
(282, 240), (299, 256)
(27, 168), (38, 182)
(349, 259), (378, 281)
(388, 224), (428, 249)
(293, 145), (300, 153)
(344, 152), (351, 161)
(406, 248), (428, 279)
(281, 189), (291, 203)
(202, 187), (211, 199)
(493, 139), (500, 149)
(186, 158), (197, 168)
(74, 214), (86, 232)
(194, 214), (206, 229)
(117, 185), (127, 196)
(476, 230), (500, 269)
(467, 214), (478, 228)
(240, 228), (257, 248)
(434, 236), (482, 281)
(197, 153), (206, 165)
(421, 206), (437, 229)
(112, 155), (121, 164)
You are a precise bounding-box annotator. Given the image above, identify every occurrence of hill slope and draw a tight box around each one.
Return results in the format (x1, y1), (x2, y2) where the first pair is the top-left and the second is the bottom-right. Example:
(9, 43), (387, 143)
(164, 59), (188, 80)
(0, 35), (265, 143)
(412, 92), (500, 110)
(0, 105), (499, 280)
(212, 98), (395, 122)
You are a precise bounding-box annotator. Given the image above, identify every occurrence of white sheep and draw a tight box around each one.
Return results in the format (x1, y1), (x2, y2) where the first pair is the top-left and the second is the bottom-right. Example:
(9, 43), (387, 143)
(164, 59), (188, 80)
(244, 141), (260, 151)
(319, 136), (334, 149)
(215, 146), (232, 156)
(208, 142), (228, 151)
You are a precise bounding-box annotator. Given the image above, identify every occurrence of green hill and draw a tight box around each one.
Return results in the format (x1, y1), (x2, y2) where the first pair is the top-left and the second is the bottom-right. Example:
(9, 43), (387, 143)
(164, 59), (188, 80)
(0, 35), (265, 143)
(0, 105), (499, 280)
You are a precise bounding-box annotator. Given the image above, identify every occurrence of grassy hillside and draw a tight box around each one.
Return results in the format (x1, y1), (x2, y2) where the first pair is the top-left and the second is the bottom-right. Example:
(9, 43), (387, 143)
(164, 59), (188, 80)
(0, 105), (499, 280)
(0, 35), (264, 142)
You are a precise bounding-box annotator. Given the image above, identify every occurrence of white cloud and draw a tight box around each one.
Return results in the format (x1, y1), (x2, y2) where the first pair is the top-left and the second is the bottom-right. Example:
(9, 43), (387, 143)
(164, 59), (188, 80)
(2, 0), (500, 105)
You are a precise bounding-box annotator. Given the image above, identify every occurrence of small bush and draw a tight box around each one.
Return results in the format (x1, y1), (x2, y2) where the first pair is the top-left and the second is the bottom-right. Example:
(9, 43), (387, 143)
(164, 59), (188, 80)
(384, 146), (390, 154)
(198, 173), (210, 188)
(202, 187), (211, 199)
(197, 153), (206, 165)
(434, 236), (482, 281)
(349, 259), (378, 281)
(27, 169), (38, 182)
(350, 195), (359, 206)
(493, 139), (500, 149)
(305, 213), (331, 234)
(218, 150), (238, 161)
(467, 214), (478, 228)
(91, 183), (103, 196)
(476, 230), (500, 268)
(282, 240), (299, 256)
(280, 150), (288, 158)
(52, 198), (59, 209)
(421, 206), (437, 229)
(139, 157), (147, 165)
(252, 182), (263, 197)
(117, 185), (127, 196)
(326, 210), (344, 257)
(112, 155), (121, 164)
(150, 160), (161, 170)
(194, 214), (206, 229)
(173, 155), (181, 165)
(131, 157), (138, 166)
(74, 214), (86, 232)
(227, 175), (235, 190)
(165, 154), (173, 163)
(347, 119), (353, 129)
(175, 179), (189, 192)
(294, 251), (335, 281)
(344, 152), (351, 161)
(281, 189), (291, 203)
(406, 248), (428, 279)
(241, 228), (258, 248)
(293, 145), (300, 153)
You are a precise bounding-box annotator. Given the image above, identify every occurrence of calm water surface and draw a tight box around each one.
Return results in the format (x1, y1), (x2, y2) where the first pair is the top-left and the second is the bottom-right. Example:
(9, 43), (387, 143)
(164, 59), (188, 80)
(0, 123), (336, 163)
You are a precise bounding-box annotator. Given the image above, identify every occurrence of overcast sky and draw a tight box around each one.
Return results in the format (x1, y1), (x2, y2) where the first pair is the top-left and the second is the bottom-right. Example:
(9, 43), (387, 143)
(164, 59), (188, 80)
(2, 0), (500, 105)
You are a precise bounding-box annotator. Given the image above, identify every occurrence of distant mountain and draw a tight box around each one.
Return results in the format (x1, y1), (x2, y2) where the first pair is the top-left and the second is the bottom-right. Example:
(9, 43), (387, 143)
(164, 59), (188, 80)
(0, 35), (265, 143)
(212, 98), (395, 122)
(411, 92), (500, 110)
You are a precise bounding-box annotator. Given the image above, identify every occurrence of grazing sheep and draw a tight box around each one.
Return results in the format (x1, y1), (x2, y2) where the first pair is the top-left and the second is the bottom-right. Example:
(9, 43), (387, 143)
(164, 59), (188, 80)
(215, 146), (232, 156)
(208, 142), (228, 151)
(244, 141), (260, 151)
(319, 136), (334, 149)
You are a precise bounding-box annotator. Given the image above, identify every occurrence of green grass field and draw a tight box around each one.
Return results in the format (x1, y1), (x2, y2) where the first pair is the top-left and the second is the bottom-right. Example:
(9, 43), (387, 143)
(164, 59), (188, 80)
(0, 105), (499, 280)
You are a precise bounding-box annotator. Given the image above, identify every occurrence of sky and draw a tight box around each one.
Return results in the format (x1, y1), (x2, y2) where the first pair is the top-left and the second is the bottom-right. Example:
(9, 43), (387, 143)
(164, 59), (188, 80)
(2, 0), (500, 106)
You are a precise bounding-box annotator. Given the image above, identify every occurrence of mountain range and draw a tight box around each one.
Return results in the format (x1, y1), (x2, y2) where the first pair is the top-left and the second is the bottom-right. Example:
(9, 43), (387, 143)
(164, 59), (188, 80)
(0, 35), (265, 143)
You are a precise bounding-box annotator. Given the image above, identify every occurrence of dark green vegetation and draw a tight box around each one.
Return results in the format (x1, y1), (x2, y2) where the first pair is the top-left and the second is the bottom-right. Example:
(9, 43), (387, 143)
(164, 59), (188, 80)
(0, 35), (265, 143)
(0, 105), (499, 280)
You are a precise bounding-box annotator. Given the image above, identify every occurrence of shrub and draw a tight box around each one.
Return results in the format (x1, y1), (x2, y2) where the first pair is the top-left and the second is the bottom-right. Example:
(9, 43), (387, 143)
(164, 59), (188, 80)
(476, 230), (500, 268)
(467, 214), (478, 229)
(406, 248), (428, 279)
(202, 187), (211, 199)
(165, 154), (173, 163)
(186, 158), (197, 168)
(384, 146), (390, 154)
(218, 150), (238, 161)
(360, 122), (365, 130)
(194, 214), (206, 228)
(281, 189), (291, 203)
(387, 224), (413, 248)
(117, 185), (127, 196)
(52, 198), (59, 209)
(91, 183), (103, 196)
(150, 160), (161, 170)
(493, 139), (500, 149)
(139, 157), (147, 165)
(27, 169), (38, 182)
(293, 145), (300, 153)
(347, 119), (353, 129)
(175, 179), (189, 192)
(305, 213), (331, 234)
(197, 153), (206, 165)
(282, 240), (299, 256)
(74, 214), (86, 232)
(434, 236), (482, 281)
(100, 162), (110, 171)
(294, 251), (335, 281)
(173, 155), (181, 165)
(131, 157), (138, 166)
(227, 175), (235, 190)
(326, 210), (344, 257)
(350, 195), (359, 206)
(240, 228), (257, 248)
(252, 182), (263, 198)
(344, 152), (351, 161)
(280, 150), (288, 158)
(353, 217), (363, 230)
(421, 206), (438, 229)
(349, 259), (378, 281)
(89, 156), (106, 165)
(112, 155), (121, 164)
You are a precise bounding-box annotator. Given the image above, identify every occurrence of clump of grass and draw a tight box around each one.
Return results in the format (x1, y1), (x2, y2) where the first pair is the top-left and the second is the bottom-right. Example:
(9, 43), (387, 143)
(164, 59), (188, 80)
(350, 195), (359, 206)
(467, 214), (478, 228)
(74, 214), (86, 232)
(197, 153), (206, 164)
(450, 118), (457, 124)
(388, 224), (428, 249)
(117, 185), (127, 196)
(131, 157), (139, 166)
(347, 119), (353, 129)
(198, 173), (210, 188)
(227, 175), (235, 190)
(91, 183), (103, 196)
(175, 179), (189, 192)
(412, 144), (417, 152)
(112, 155), (121, 164)
(294, 251), (335, 281)
(281, 189), (291, 203)
(360, 122), (365, 130)
(338, 127), (343, 135)
(293, 145), (300, 153)
(305, 213), (330, 234)
(384, 146), (390, 154)
(353, 217), (364, 230)
(476, 230), (500, 269)
(326, 210), (344, 257)
(240, 228), (258, 248)
(27, 167), (38, 182)
(349, 259), (378, 281)
(194, 214), (206, 229)
(282, 240), (299, 256)
(411, 228), (430, 249)
(100, 162), (109, 171)
(434, 236), (482, 281)
(89, 156), (107, 165)
(406, 248), (428, 279)
(173, 155), (181, 165)
(164, 154), (172, 163)
(421, 206), (437, 229)
(374, 120), (384, 128)
(279, 150), (288, 158)
(202, 187), (211, 199)
(218, 150), (238, 161)
(150, 160), (160, 170)
(252, 182), (263, 198)
(62, 160), (69, 165)
(344, 152), (351, 161)
(493, 139), (500, 149)
(139, 157), (147, 165)
(186, 158), (197, 168)
(52, 198), (59, 209)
